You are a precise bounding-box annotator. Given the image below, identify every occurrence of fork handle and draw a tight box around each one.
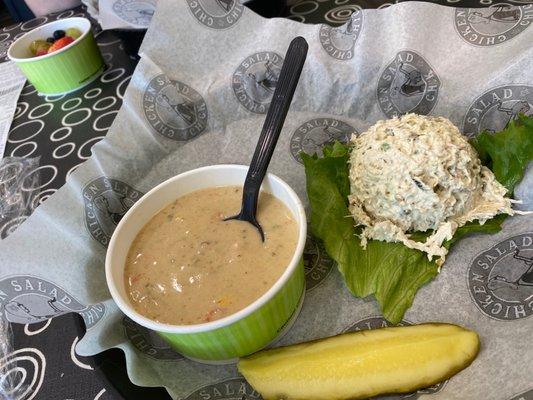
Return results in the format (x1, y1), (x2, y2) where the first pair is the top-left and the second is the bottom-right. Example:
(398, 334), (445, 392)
(241, 36), (308, 215)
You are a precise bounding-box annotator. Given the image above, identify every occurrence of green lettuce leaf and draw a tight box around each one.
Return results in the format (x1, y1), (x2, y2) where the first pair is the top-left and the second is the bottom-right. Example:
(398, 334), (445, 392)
(302, 146), (438, 324)
(302, 115), (533, 324)
(471, 114), (533, 194)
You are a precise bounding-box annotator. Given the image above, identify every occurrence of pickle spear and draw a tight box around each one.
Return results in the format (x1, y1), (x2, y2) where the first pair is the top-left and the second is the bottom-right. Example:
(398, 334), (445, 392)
(238, 323), (479, 400)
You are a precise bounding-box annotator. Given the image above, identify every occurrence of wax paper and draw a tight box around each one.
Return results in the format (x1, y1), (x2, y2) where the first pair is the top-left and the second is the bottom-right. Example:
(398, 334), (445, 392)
(1, 1), (532, 399)
(82, 0), (157, 30)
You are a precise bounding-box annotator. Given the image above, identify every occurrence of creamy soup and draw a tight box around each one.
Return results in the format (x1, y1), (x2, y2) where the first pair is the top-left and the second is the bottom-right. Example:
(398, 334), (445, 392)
(124, 186), (298, 325)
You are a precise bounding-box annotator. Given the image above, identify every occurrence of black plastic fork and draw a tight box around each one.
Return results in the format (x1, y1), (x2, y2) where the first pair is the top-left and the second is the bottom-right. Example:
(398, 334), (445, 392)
(224, 36), (308, 241)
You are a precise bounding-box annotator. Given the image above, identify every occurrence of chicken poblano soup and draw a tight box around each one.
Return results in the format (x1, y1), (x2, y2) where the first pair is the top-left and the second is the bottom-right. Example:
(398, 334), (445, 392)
(124, 186), (298, 325)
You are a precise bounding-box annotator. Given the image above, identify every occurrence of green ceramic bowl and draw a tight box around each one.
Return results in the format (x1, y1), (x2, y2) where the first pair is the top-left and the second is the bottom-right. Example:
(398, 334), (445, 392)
(8, 17), (104, 96)
(106, 165), (307, 364)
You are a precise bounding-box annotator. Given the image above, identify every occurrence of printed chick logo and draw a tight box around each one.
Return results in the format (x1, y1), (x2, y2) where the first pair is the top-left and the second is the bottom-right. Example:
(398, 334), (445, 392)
(377, 50), (440, 118)
(143, 74), (208, 141)
(463, 85), (533, 137)
(455, 4), (533, 46)
(0, 276), (105, 328)
(469, 233), (533, 321)
(232, 52), (283, 114)
(83, 177), (142, 246)
(186, 0), (244, 29)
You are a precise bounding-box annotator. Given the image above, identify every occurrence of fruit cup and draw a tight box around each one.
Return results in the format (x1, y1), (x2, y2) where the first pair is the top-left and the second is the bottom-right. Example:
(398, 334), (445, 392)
(8, 17), (104, 96)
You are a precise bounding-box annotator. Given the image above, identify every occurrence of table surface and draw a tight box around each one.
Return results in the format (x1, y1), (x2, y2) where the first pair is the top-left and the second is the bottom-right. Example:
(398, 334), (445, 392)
(2, 7), (137, 201)
(1, 1), (517, 399)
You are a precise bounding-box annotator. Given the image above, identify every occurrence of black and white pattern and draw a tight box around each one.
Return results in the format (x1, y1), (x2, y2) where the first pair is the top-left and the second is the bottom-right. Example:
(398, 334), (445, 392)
(142, 74), (209, 141)
(232, 51), (284, 114)
(0, 347), (46, 399)
(3, 313), (123, 400)
(462, 84), (533, 138)
(83, 177), (143, 246)
(182, 377), (260, 399)
(287, 0), (533, 24)
(377, 50), (441, 118)
(3, 1), (525, 399)
(0, 157), (40, 239)
(185, 0), (245, 29)
(1, 6), (149, 400)
(289, 117), (356, 163)
(454, 5), (533, 46)
(1, 6), (137, 239)
(468, 233), (533, 321)
(0, 275), (105, 328)
(318, 10), (363, 60)
(3, 312), (169, 400)
(112, 0), (157, 28)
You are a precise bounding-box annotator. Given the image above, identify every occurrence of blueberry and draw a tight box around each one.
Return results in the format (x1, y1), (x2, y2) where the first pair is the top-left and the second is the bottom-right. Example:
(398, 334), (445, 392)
(53, 30), (65, 40)
(46, 37), (54, 43)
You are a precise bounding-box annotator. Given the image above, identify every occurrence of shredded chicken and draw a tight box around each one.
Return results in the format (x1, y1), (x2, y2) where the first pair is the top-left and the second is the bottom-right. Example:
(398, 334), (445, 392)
(348, 113), (516, 264)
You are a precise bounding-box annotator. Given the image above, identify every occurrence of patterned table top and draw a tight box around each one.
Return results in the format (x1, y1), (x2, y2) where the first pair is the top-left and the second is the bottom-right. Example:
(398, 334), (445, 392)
(0, 5), (157, 400)
(4, 1), (531, 400)
(286, 0), (533, 24)
(1, 8), (137, 239)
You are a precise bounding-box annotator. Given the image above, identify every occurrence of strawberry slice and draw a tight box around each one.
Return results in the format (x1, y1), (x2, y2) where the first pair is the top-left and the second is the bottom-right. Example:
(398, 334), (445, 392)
(47, 36), (74, 54)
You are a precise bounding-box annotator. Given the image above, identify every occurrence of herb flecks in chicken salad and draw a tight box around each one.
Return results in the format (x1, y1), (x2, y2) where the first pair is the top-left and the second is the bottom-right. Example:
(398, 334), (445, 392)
(302, 114), (532, 323)
(348, 114), (518, 264)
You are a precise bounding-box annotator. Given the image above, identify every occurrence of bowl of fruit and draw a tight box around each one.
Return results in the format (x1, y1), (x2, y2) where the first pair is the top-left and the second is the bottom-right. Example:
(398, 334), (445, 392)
(7, 17), (104, 96)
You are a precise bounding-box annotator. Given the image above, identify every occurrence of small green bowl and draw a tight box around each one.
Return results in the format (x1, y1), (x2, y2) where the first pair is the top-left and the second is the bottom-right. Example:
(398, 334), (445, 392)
(106, 165), (307, 363)
(8, 17), (104, 96)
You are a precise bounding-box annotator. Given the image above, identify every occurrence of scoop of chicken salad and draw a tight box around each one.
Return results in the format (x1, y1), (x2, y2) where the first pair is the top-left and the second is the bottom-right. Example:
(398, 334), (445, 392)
(348, 113), (516, 263)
